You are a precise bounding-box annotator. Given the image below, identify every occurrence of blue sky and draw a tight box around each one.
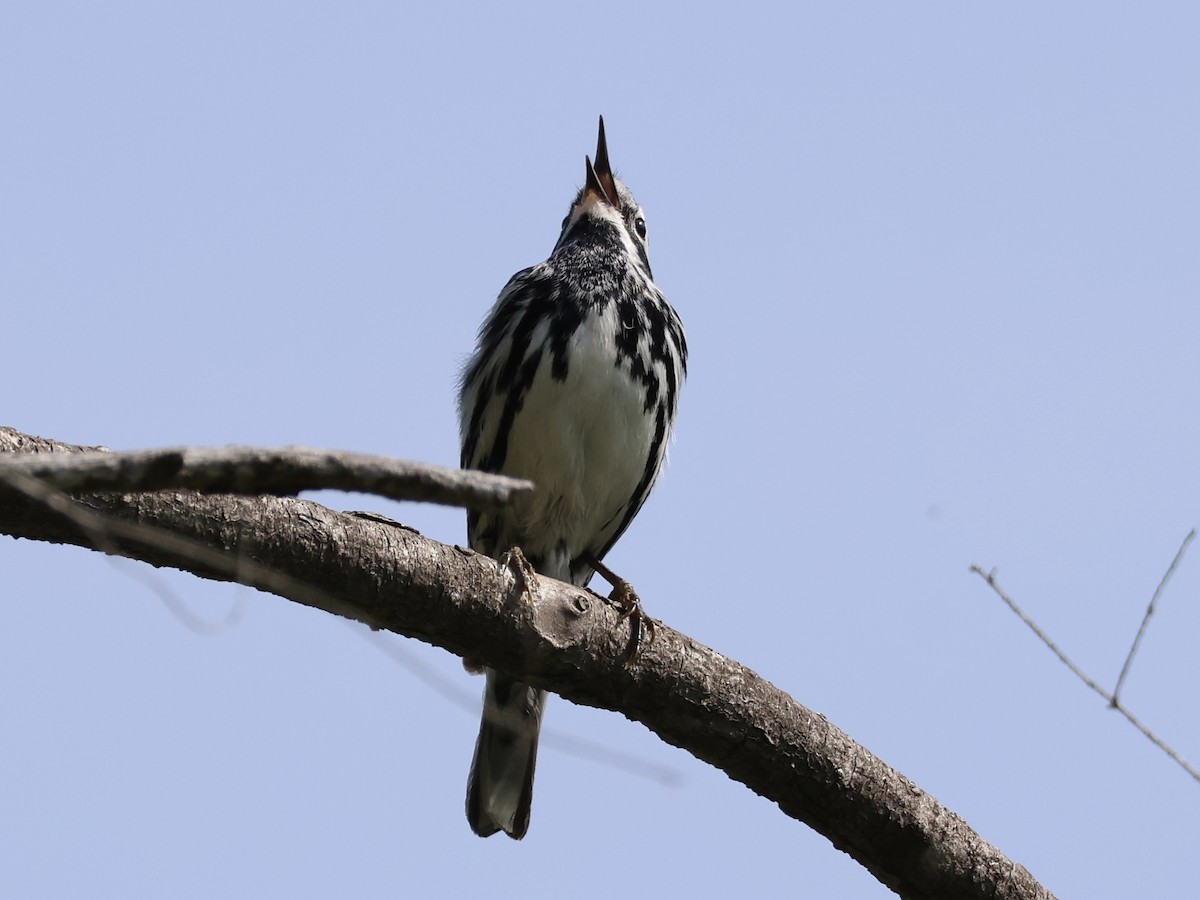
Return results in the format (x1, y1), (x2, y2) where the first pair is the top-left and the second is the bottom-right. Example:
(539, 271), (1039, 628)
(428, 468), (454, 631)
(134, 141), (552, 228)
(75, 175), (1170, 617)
(3, 4), (1198, 897)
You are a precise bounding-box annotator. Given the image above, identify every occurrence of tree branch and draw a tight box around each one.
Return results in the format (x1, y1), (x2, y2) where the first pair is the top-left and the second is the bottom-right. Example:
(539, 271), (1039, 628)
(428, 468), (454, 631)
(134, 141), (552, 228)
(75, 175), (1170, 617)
(0, 426), (1053, 900)
(0, 428), (530, 509)
(970, 564), (1200, 783)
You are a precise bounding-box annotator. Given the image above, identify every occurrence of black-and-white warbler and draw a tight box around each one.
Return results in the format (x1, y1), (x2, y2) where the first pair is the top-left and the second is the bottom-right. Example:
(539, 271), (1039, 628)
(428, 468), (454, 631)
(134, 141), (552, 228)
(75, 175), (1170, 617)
(458, 117), (687, 839)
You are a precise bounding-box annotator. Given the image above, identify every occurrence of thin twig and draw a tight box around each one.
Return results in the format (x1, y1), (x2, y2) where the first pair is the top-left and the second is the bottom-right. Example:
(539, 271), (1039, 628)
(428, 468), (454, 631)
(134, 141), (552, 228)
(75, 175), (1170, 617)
(0, 465), (375, 627)
(968, 565), (1112, 703)
(970, 564), (1200, 784)
(0, 443), (531, 510)
(109, 555), (250, 635)
(1113, 529), (1196, 704)
(354, 626), (681, 786)
(1110, 697), (1200, 782)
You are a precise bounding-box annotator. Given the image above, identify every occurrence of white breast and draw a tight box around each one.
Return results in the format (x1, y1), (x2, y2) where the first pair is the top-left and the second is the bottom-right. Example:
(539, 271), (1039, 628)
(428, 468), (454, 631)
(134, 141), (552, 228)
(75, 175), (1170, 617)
(499, 303), (654, 575)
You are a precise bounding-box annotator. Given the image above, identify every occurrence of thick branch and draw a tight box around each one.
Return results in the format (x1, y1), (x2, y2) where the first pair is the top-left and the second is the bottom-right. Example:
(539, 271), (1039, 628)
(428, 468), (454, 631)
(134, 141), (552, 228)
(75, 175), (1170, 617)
(0, 427), (1053, 900)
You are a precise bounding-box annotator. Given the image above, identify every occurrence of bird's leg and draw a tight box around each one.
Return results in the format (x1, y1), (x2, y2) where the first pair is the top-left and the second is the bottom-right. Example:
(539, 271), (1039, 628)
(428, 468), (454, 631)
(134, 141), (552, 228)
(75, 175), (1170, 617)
(588, 555), (657, 665)
(464, 548), (541, 676)
(501, 546), (541, 604)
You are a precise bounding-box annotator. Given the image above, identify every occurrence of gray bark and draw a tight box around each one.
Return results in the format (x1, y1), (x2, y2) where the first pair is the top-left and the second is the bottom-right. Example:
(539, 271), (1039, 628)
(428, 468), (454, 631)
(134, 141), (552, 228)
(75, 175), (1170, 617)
(0, 425), (1054, 900)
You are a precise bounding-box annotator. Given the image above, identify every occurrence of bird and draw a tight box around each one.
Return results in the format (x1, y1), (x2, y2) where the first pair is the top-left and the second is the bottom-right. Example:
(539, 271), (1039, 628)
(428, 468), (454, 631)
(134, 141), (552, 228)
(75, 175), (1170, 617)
(457, 116), (687, 839)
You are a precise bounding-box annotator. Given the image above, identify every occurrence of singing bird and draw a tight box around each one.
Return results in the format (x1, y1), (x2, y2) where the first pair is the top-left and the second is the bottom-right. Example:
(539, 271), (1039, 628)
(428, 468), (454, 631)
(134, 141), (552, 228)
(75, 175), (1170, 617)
(458, 117), (686, 838)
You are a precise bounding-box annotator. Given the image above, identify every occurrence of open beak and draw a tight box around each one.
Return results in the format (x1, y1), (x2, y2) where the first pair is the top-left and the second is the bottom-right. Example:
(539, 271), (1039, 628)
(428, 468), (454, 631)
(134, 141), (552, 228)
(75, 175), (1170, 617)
(583, 115), (620, 208)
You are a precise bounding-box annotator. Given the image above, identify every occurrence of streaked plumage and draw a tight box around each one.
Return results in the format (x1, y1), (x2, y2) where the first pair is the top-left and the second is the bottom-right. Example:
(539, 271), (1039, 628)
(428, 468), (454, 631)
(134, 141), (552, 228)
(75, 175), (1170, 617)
(458, 117), (686, 838)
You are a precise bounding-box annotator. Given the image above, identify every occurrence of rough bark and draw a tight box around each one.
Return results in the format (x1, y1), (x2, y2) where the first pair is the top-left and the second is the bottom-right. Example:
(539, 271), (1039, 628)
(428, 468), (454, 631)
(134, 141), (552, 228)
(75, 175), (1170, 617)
(0, 426), (1054, 900)
(0, 440), (530, 508)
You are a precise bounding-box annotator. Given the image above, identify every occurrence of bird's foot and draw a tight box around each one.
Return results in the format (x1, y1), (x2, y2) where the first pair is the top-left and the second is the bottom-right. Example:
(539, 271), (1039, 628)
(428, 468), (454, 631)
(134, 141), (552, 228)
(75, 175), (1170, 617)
(589, 555), (657, 666)
(465, 548), (542, 675)
(501, 546), (541, 604)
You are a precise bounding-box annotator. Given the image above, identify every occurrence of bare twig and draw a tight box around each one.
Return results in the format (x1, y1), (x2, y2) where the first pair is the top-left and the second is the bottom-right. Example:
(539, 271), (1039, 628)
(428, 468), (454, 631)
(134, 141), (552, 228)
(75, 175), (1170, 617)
(1107, 697), (1200, 783)
(0, 464), (377, 627)
(970, 564), (1200, 784)
(968, 566), (1112, 703)
(0, 435), (531, 511)
(109, 555), (250, 635)
(1113, 529), (1196, 704)
(355, 626), (681, 786)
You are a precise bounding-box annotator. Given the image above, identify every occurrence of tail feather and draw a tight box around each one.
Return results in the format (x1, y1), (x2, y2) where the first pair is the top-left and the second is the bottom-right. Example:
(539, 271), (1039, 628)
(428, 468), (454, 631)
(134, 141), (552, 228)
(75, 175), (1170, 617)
(465, 670), (546, 839)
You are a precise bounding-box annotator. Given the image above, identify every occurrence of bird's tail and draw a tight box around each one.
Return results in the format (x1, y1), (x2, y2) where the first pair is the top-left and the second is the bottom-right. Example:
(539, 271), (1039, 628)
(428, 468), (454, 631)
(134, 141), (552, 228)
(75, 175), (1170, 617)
(465, 670), (547, 839)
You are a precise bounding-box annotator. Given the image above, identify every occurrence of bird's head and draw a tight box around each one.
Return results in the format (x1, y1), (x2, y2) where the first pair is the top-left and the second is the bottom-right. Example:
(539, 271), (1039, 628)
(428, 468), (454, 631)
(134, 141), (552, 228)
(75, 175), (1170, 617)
(553, 116), (653, 278)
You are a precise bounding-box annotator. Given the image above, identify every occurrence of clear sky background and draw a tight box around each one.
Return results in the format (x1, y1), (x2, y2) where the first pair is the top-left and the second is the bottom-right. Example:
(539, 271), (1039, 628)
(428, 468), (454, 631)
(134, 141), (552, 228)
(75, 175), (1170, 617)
(3, 4), (1198, 897)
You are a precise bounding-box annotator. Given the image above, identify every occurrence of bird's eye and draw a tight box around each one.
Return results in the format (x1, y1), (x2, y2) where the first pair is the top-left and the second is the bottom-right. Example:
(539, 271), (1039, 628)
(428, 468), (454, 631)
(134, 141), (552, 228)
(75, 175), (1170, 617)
(634, 217), (647, 240)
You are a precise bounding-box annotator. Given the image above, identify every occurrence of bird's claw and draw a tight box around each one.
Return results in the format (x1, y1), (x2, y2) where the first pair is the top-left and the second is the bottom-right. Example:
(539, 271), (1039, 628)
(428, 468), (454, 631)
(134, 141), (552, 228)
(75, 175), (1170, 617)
(589, 556), (656, 666)
(613, 581), (657, 667)
(501, 546), (541, 604)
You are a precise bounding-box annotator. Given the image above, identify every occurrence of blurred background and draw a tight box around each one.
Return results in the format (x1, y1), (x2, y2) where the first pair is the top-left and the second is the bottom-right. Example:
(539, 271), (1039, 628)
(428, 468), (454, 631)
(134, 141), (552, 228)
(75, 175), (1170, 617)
(3, 4), (1198, 897)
